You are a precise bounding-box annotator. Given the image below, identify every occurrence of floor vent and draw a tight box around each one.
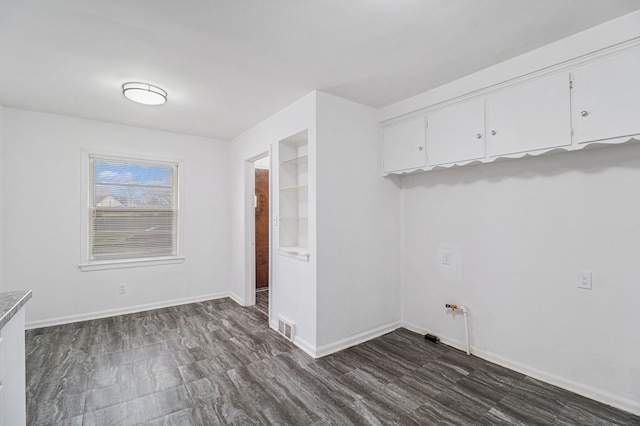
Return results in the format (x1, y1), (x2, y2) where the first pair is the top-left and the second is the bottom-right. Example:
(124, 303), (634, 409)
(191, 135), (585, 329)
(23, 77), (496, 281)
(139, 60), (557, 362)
(277, 318), (295, 341)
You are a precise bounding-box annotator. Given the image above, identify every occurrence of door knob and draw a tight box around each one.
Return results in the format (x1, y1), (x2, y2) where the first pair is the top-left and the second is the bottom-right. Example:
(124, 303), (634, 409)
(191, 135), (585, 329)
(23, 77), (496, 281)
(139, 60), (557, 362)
(491, 130), (497, 136)
(418, 146), (423, 151)
(476, 134), (482, 139)
(581, 110), (589, 117)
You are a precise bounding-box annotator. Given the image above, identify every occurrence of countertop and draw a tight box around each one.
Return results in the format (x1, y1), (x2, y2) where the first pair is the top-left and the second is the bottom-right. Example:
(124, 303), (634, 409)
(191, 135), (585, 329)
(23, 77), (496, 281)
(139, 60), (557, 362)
(0, 290), (32, 331)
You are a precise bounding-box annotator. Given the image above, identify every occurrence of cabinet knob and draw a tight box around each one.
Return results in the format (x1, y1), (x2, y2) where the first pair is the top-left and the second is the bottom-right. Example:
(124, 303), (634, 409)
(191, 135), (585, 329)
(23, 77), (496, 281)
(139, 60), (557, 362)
(491, 130), (497, 136)
(476, 133), (482, 139)
(418, 146), (423, 151)
(580, 110), (589, 117)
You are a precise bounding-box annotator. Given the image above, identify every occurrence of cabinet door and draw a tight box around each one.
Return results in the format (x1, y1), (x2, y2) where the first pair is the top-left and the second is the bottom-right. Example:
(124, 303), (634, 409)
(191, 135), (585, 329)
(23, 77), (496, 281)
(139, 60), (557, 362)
(571, 49), (640, 144)
(0, 310), (27, 426)
(427, 98), (485, 166)
(382, 117), (426, 173)
(486, 73), (571, 157)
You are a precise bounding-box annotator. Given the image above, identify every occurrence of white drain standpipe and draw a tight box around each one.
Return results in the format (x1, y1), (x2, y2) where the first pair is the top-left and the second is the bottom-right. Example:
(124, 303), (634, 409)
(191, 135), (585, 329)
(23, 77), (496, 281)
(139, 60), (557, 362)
(446, 304), (470, 355)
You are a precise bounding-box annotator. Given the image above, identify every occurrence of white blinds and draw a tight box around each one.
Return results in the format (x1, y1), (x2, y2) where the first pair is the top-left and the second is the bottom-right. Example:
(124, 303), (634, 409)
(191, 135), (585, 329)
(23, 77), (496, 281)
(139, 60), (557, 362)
(89, 156), (178, 261)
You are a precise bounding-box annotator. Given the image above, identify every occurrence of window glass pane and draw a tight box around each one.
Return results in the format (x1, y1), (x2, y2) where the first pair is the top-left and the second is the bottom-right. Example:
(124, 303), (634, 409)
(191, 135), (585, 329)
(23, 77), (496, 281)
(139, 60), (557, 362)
(94, 160), (174, 186)
(89, 156), (178, 261)
(94, 185), (174, 208)
(93, 159), (174, 208)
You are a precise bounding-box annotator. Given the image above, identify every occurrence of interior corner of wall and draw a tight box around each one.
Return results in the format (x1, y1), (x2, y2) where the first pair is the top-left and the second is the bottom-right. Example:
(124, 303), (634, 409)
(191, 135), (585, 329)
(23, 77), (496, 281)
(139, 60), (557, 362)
(228, 291), (245, 307)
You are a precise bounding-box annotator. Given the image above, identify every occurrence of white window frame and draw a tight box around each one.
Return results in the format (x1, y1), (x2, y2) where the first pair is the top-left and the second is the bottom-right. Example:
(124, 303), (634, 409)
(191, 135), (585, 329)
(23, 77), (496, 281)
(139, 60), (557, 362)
(79, 150), (185, 271)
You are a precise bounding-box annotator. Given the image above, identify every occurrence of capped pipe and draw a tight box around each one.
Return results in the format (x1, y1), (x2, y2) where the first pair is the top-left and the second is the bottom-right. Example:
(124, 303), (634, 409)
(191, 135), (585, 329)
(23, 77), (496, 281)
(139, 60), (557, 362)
(446, 303), (470, 355)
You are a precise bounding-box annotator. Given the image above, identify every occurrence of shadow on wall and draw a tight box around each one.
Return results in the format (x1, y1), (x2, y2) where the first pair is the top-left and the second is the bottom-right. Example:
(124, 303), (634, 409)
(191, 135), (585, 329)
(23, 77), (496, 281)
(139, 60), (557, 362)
(402, 139), (640, 189)
(385, 173), (403, 189)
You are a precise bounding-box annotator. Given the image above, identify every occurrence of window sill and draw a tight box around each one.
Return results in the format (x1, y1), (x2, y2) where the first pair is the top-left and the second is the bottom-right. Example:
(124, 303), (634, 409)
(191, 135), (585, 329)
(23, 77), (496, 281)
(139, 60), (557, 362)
(79, 256), (185, 272)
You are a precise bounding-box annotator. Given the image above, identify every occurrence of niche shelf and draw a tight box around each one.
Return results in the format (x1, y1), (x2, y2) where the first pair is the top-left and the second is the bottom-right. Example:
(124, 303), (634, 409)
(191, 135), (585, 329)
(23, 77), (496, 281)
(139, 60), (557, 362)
(278, 130), (309, 261)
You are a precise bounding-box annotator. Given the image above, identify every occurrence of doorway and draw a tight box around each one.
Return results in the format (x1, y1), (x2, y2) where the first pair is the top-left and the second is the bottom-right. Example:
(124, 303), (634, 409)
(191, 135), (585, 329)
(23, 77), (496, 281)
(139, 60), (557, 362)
(254, 155), (270, 317)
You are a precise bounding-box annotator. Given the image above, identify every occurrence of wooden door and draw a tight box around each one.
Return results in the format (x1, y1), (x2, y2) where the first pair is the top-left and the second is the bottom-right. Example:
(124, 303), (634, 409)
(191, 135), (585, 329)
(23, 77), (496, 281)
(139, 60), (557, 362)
(255, 168), (269, 289)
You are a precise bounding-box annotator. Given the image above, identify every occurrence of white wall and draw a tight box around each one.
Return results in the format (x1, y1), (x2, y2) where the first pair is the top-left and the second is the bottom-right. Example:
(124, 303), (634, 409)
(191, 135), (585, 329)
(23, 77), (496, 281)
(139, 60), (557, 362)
(380, 10), (640, 122)
(0, 105), (4, 293)
(230, 91), (402, 356)
(230, 92), (318, 352)
(384, 10), (640, 416)
(1, 108), (231, 326)
(315, 92), (401, 353)
(401, 145), (640, 414)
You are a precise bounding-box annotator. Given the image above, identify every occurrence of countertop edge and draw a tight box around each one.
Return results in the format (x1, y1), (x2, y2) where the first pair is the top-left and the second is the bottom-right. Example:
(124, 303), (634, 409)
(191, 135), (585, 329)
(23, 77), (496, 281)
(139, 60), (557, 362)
(0, 290), (33, 331)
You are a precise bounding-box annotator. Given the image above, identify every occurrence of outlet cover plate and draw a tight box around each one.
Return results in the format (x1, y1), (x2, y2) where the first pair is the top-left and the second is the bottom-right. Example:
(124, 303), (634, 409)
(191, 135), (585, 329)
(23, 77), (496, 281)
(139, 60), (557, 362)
(578, 271), (592, 290)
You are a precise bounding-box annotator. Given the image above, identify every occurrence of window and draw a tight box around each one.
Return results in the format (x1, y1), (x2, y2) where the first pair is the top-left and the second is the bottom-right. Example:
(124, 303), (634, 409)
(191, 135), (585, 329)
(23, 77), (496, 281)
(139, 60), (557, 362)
(81, 153), (183, 270)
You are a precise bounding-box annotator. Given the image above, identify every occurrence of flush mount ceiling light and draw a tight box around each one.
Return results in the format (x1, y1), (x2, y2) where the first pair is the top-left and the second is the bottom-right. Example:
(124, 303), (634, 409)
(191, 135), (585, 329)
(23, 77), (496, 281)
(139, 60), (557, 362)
(122, 82), (167, 105)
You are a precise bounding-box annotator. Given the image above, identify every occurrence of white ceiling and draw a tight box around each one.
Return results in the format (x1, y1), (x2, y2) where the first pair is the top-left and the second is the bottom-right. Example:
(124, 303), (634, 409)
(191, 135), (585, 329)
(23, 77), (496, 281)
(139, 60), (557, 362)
(1, 1), (639, 141)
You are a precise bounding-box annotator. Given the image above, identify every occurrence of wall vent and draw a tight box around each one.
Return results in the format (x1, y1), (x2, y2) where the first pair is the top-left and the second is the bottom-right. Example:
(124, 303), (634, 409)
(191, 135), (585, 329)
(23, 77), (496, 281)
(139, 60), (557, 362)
(277, 317), (295, 341)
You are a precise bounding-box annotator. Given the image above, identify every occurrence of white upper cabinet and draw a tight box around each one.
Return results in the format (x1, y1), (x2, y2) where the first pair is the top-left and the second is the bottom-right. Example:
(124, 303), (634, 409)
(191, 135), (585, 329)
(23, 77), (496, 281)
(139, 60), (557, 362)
(427, 98), (486, 166)
(382, 116), (426, 173)
(486, 73), (572, 157)
(380, 44), (640, 175)
(571, 49), (640, 144)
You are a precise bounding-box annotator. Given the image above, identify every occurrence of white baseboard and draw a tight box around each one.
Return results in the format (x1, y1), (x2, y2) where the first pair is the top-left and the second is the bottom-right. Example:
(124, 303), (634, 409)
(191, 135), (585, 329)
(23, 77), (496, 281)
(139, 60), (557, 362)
(401, 321), (640, 417)
(25, 292), (232, 329)
(402, 320), (469, 353)
(267, 321), (316, 358)
(293, 335), (317, 358)
(472, 347), (640, 417)
(228, 291), (244, 306)
(266, 321), (403, 359)
(314, 321), (402, 358)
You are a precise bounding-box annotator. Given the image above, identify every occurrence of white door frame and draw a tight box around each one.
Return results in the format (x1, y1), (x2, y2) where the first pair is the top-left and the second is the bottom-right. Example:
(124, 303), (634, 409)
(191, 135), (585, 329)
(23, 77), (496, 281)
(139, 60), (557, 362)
(243, 149), (272, 317)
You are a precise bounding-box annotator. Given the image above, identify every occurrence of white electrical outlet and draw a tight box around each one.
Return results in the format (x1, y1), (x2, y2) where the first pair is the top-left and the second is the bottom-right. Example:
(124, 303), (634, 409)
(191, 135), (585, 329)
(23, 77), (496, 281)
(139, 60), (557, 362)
(577, 271), (592, 290)
(118, 284), (127, 294)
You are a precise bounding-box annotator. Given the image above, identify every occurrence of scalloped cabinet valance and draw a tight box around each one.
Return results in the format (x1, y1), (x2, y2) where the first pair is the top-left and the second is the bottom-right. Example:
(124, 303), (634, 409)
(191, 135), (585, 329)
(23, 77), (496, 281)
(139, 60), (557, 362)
(381, 45), (640, 175)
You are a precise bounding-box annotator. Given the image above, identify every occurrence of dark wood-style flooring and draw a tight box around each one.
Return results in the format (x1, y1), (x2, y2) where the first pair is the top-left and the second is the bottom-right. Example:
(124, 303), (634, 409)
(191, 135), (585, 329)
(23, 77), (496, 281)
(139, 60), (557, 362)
(25, 297), (640, 425)
(255, 289), (268, 317)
